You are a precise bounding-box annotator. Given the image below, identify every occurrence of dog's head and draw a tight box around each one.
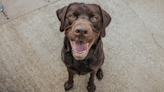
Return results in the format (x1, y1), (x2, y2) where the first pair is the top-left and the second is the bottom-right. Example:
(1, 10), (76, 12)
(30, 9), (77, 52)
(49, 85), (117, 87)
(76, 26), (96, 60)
(56, 3), (111, 60)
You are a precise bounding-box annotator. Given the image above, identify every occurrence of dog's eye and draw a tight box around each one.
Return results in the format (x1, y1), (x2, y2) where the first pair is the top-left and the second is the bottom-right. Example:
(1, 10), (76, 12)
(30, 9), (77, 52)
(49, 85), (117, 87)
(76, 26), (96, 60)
(69, 15), (76, 19)
(91, 17), (97, 21)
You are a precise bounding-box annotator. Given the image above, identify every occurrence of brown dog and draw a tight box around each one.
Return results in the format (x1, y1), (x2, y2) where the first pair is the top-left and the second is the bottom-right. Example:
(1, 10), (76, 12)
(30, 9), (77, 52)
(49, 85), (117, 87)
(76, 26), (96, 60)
(56, 2), (111, 92)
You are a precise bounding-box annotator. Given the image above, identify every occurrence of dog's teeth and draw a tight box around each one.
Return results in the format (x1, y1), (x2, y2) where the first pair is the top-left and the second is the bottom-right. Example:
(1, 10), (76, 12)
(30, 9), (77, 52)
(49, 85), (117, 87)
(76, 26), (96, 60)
(74, 50), (86, 56)
(82, 50), (86, 55)
(87, 43), (89, 46)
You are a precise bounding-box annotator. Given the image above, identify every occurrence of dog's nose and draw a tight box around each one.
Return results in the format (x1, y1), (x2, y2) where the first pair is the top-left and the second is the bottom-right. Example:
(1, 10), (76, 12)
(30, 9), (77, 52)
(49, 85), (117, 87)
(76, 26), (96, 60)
(75, 26), (88, 37)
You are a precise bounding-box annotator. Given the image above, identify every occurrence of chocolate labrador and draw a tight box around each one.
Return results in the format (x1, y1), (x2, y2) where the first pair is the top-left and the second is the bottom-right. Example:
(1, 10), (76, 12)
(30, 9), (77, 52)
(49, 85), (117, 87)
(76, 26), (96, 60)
(56, 2), (111, 92)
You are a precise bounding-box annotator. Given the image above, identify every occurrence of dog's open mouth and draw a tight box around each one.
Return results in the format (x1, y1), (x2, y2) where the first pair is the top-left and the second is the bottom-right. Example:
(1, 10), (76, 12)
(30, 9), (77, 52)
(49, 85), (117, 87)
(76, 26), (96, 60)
(70, 40), (95, 60)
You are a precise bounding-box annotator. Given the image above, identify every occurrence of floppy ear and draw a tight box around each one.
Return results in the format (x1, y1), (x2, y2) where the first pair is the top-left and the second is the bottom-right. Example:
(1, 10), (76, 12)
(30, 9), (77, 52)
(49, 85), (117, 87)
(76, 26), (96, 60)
(56, 6), (69, 32)
(99, 7), (111, 37)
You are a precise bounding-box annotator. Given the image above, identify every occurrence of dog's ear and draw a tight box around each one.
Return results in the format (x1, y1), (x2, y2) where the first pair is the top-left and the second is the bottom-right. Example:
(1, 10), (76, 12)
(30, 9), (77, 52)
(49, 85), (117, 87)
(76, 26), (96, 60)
(56, 6), (69, 32)
(99, 6), (111, 37)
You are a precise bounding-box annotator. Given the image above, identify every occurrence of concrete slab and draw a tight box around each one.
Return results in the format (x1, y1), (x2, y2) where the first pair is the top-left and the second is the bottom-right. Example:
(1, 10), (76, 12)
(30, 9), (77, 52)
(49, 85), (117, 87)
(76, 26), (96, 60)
(0, 0), (164, 92)
(122, 0), (164, 49)
(0, 0), (58, 26)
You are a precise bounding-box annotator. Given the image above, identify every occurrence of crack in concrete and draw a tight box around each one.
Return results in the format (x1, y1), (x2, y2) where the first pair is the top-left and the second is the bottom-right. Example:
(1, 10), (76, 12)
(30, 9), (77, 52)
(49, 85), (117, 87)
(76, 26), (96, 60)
(152, 33), (164, 50)
(121, 0), (164, 50)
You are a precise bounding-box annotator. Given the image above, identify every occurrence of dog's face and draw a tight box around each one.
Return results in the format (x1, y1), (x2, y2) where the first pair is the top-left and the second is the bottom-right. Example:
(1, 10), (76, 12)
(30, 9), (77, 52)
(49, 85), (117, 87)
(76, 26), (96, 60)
(57, 3), (111, 60)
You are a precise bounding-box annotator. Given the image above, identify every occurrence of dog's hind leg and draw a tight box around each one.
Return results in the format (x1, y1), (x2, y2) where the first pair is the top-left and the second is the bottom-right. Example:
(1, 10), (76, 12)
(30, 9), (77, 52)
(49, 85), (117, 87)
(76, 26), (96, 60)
(96, 68), (103, 79)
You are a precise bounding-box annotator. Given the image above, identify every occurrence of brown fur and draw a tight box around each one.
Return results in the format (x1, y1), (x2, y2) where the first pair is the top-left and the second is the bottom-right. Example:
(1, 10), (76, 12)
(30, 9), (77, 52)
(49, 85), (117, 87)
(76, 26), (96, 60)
(56, 2), (111, 92)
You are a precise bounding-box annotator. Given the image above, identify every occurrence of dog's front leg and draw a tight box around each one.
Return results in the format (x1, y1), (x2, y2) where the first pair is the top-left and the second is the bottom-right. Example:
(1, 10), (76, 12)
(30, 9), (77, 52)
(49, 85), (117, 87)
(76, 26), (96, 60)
(64, 68), (74, 91)
(87, 70), (97, 92)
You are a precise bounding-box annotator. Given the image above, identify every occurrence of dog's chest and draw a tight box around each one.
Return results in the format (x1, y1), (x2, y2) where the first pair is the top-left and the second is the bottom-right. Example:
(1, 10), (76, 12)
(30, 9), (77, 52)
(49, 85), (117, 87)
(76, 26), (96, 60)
(69, 60), (93, 75)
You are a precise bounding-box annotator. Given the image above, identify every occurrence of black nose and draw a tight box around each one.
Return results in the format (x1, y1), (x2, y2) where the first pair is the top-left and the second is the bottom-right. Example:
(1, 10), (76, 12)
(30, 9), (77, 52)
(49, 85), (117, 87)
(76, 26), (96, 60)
(75, 26), (88, 37)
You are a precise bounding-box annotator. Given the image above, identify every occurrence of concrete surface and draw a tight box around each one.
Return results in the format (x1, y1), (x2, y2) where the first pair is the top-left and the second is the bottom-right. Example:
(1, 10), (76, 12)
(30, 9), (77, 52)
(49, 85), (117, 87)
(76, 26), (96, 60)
(0, 0), (164, 92)
(0, 0), (58, 26)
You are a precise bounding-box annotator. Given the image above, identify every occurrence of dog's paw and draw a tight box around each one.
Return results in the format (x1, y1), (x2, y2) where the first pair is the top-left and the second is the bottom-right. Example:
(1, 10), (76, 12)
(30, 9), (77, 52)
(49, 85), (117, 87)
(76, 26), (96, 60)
(64, 81), (73, 91)
(87, 84), (96, 92)
(96, 69), (103, 79)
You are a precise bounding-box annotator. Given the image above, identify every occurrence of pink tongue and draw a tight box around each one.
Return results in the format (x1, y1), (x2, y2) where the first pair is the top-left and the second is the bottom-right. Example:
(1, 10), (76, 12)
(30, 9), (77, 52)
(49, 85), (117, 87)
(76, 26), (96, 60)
(73, 41), (88, 52)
